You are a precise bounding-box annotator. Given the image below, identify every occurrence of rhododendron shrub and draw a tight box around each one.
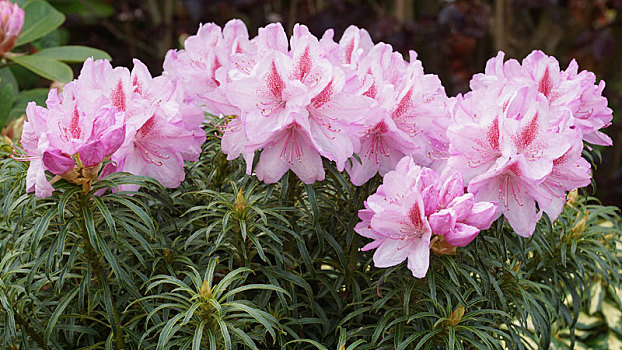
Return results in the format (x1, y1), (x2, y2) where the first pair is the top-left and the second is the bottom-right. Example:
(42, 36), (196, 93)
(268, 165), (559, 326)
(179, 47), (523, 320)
(0, 18), (621, 350)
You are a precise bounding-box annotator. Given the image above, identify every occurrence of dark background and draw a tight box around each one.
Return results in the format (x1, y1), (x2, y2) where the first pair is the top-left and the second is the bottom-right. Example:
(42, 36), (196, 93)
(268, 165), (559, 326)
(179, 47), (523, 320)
(51, 0), (622, 206)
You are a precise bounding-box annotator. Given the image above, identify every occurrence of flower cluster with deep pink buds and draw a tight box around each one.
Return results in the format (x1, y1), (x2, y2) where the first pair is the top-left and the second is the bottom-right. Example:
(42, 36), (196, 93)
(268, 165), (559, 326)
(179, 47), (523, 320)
(163, 20), (451, 185)
(0, 0), (24, 55)
(18, 58), (205, 197)
(446, 51), (605, 237)
(355, 156), (497, 278)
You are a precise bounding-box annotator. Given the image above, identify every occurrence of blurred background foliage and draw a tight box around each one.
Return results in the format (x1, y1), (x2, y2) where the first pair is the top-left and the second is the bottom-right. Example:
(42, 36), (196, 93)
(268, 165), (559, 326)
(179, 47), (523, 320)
(34, 0), (622, 207)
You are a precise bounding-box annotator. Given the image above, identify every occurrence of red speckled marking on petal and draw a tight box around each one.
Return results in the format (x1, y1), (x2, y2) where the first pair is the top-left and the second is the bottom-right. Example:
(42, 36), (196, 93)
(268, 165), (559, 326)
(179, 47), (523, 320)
(486, 117), (500, 151)
(137, 116), (156, 137)
(69, 107), (81, 139)
(538, 67), (552, 98)
(267, 62), (285, 99)
(408, 203), (425, 230)
(312, 81), (333, 109)
(111, 80), (126, 111)
(515, 113), (538, 150)
(507, 162), (522, 176)
(364, 82), (377, 98)
(392, 88), (413, 120)
(293, 47), (312, 81)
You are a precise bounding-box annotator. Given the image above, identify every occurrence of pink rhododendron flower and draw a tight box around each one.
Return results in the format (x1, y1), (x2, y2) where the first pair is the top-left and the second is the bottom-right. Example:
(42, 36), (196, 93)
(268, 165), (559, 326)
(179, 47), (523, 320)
(18, 58), (205, 197)
(355, 156), (497, 278)
(165, 20), (448, 186)
(470, 50), (613, 146)
(0, 0), (24, 55)
(163, 20), (246, 116)
(18, 79), (126, 197)
(346, 45), (451, 185)
(448, 50), (603, 237)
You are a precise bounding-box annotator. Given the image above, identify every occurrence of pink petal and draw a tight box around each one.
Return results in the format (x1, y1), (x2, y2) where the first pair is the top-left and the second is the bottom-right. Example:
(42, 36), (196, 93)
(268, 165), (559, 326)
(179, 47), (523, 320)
(446, 193), (474, 222)
(27, 159), (55, 198)
(42, 150), (74, 175)
(438, 170), (464, 207)
(463, 201), (498, 230)
(428, 209), (455, 236)
(100, 124), (126, 156)
(78, 141), (106, 168)
(406, 233), (431, 278)
(373, 238), (412, 268)
(445, 223), (480, 247)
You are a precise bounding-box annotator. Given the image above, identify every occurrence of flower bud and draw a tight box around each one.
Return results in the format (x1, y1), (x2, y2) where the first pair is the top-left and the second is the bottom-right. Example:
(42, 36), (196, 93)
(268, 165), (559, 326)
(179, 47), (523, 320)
(234, 188), (245, 214)
(200, 278), (212, 300)
(566, 189), (578, 206)
(0, 1), (24, 55)
(571, 211), (589, 237)
(447, 305), (465, 326)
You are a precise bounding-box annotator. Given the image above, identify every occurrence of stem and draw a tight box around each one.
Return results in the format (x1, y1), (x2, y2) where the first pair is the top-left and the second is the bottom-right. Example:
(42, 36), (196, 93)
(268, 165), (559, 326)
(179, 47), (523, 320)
(14, 311), (50, 350)
(78, 194), (126, 350)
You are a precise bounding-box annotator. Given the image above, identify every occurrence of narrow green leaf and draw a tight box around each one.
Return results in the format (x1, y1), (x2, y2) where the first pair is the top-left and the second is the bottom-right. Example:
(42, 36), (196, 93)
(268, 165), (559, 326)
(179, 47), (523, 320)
(192, 321), (205, 350)
(44, 287), (79, 344)
(30, 208), (55, 252)
(215, 317), (231, 350)
(229, 326), (259, 350)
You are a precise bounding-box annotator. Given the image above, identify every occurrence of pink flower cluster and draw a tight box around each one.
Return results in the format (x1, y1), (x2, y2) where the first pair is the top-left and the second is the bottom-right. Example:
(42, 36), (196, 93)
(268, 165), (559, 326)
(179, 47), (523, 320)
(356, 50), (612, 276)
(355, 156), (497, 278)
(447, 51), (609, 237)
(19, 58), (205, 197)
(163, 20), (450, 185)
(0, 0), (24, 55)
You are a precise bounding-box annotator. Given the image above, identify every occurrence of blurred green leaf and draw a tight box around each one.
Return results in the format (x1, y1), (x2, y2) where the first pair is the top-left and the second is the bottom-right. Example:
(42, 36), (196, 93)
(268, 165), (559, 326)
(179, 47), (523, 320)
(0, 68), (18, 96)
(49, 0), (114, 19)
(0, 84), (17, 127)
(6, 54), (72, 82)
(35, 45), (111, 62)
(16, 0), (65, 46)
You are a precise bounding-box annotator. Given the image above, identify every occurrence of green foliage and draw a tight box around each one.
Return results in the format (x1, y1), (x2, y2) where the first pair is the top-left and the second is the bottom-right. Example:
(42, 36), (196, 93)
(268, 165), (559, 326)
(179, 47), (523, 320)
(0, 119), (621, 349)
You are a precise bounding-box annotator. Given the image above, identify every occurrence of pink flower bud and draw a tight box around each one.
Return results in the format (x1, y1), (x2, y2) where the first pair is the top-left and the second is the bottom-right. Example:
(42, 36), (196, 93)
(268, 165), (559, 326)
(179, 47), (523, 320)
(0, 1), (24, 55)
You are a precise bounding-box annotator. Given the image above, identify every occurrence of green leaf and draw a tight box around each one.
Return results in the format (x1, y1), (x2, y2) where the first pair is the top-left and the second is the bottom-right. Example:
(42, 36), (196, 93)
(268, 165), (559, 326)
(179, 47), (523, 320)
(35, 45), (112, 63)
(51, 0), (115, 18)
(0, 83), (16, 127)
(13, 88), (48, 108)
(192, 320), (205, 350)
(7, 54), (73, 83)
(44, 287), (79, 344)
(16, 0), (65, 46)
(0, 67), (18, 96)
